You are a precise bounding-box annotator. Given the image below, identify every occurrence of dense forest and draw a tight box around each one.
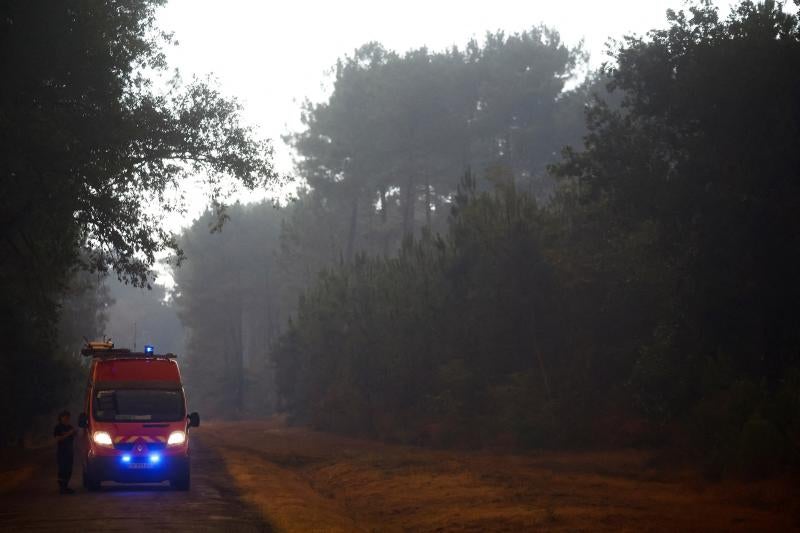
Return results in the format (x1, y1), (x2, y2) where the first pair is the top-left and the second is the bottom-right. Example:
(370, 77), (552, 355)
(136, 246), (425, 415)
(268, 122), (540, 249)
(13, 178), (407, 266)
(175, 1), (800, 475)
(3, 0), (799, 479)
(173, 26), (591, 417)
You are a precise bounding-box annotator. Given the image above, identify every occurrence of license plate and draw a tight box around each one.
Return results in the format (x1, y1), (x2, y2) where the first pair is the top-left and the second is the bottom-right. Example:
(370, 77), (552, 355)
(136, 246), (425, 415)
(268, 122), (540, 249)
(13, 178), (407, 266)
(127, 462), (154, 469)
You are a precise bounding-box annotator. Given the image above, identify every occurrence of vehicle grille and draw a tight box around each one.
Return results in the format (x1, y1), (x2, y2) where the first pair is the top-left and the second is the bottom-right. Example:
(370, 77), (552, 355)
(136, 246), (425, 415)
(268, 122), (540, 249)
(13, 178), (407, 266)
(114, 442), (166, 451)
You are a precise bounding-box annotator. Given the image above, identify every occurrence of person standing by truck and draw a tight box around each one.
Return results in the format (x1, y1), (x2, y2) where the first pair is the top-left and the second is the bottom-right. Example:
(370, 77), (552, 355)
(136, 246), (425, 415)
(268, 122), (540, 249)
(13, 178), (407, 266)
(54, 410), (76, 494)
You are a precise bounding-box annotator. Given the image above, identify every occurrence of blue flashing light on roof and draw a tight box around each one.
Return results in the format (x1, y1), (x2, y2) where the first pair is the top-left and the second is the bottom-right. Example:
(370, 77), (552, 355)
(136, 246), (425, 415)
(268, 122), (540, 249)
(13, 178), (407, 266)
(144, 345), (154, 354)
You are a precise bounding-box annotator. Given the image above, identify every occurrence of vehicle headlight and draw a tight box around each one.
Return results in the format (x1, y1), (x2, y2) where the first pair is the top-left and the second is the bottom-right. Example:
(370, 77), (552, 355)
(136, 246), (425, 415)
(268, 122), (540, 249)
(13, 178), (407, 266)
(167, 431), (186, 446)
(92, 431), (113, 446)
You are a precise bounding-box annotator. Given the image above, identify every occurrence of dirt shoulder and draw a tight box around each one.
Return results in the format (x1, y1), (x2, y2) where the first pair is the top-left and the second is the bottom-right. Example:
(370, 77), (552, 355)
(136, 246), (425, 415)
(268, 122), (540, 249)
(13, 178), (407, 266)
(207, 418), (800, 532)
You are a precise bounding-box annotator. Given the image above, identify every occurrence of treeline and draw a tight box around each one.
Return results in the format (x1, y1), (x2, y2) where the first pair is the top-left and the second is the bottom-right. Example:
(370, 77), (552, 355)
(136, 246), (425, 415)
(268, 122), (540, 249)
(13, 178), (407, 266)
(0, 1), (275, 444)
(173, 203), (286, 417)
(267, 1), (800, 476)
(275, 174), (571, 446)
(287, 28), (590, 260)
(173, 27), (590, 417)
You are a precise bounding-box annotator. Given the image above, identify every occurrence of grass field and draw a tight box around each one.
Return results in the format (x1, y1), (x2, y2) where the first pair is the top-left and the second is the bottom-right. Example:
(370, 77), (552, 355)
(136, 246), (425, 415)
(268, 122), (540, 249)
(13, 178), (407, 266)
(203, 418), (800, 532)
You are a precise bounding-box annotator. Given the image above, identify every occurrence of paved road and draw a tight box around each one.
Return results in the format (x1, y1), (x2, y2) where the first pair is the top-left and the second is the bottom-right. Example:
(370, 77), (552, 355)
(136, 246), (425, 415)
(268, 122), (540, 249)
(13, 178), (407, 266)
(0, 434), (269, 532)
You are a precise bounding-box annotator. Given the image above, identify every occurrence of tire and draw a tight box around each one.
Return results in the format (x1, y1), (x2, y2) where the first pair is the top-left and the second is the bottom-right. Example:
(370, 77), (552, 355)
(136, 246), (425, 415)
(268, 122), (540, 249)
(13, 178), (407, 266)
(171, 467), (190, 491)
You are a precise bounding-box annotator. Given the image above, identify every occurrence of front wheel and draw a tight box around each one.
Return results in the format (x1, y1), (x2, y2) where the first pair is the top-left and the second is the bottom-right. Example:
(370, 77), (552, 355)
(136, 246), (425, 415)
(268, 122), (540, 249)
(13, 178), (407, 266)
(171, 466), (190, 491)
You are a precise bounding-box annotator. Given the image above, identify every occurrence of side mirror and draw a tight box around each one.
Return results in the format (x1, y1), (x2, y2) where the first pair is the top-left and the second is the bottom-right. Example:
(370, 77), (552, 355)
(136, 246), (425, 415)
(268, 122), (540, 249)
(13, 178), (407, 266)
(188, 412), (200, 428)
(78, 413), (87, 428)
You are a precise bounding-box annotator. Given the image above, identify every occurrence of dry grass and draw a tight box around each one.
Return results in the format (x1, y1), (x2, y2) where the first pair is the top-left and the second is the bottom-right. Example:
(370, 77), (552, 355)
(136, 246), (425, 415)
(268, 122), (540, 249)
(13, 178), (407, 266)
(198, 419), (800, 532)
(0, 465), (36, 494)
(0, 448), (41, 494)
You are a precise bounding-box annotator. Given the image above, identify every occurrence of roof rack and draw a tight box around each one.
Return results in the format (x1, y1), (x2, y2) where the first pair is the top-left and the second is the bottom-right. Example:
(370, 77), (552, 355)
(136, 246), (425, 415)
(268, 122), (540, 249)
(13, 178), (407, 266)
(80, 340), (177, 359)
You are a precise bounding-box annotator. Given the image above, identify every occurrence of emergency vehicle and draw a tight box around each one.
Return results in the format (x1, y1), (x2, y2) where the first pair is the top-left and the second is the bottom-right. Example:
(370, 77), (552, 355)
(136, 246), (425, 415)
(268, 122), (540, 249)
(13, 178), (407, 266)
(77, 341), (200, 491)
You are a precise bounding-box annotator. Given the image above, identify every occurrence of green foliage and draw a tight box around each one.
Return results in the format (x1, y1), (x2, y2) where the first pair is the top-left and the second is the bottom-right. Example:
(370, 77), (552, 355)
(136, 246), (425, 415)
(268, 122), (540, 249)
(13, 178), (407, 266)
(552, 0), (800, 471)
(144, 0), (800, 479)
(0, 1), (276, 440)
(287, 29), (587, 263)
(270, 1), (800, 476)
(0, 269), (107, 443)
(267, 27), (591, 443)
(172, 26), (589, 430)
(274, 171), (586, 446)
(173, 202), (288, 418)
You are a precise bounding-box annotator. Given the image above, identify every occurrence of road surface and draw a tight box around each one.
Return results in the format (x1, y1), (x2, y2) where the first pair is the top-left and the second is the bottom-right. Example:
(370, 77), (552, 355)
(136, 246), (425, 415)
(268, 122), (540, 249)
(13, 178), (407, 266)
(0, 433), (269, 532)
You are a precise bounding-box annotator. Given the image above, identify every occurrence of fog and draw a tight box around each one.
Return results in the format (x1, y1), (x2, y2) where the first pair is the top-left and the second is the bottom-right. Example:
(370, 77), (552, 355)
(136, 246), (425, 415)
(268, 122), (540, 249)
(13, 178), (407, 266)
(151, 0), (741, 228)
(104, 0), (748, 405)
(3, 2), (800, 526)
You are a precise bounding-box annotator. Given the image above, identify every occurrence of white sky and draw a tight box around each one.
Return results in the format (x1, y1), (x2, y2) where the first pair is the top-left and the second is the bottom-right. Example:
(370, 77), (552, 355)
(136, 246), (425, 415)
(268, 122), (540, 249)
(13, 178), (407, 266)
(156, 0), (741, 216)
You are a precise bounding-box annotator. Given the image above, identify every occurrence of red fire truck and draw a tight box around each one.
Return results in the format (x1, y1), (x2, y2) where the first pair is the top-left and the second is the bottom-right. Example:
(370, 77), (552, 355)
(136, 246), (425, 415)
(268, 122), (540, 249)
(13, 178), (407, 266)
(77, 341), (199, 491)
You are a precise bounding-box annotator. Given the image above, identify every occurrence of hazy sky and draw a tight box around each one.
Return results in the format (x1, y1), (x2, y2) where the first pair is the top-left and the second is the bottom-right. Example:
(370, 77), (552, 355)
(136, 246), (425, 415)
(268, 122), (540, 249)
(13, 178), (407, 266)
(150, 0), (742, 286)
(156, 1), (739, 206)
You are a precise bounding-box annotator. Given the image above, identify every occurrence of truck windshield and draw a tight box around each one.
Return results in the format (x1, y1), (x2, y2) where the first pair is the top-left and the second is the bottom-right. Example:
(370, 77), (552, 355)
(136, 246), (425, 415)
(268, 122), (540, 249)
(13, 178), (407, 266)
(93, 389), (185, 422)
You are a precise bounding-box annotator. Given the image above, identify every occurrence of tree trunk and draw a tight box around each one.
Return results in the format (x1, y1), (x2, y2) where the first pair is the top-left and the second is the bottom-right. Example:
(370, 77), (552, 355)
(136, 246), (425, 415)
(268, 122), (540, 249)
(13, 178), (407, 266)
(402, 174), (416, 237)
(379, 186), (388, 223)
(345, 194), (359, 261)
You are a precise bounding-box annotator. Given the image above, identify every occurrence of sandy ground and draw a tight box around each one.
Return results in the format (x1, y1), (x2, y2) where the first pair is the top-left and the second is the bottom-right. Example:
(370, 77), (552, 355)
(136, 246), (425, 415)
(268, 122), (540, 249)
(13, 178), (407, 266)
(2, 419), (798, 531)
(208, 418), (800, 532)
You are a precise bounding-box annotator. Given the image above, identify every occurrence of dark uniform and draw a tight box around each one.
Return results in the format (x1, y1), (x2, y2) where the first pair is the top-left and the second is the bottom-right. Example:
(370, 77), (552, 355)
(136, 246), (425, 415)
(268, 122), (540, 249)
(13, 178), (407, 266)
(53, 422), (75, 491)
